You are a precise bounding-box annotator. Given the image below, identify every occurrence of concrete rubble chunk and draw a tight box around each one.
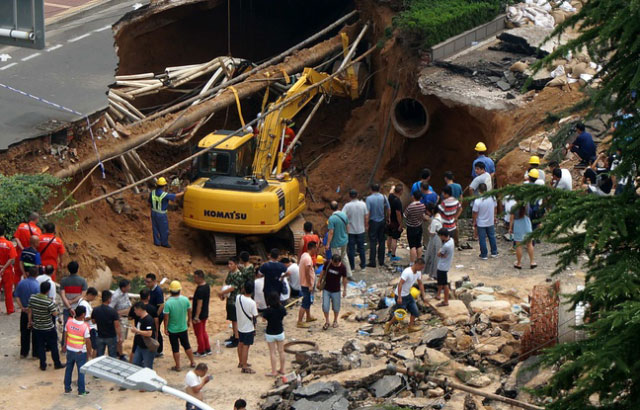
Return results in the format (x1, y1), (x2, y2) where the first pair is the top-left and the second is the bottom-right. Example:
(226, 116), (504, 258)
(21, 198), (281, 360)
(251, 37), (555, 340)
(370, 375), (404, 398)
(392, 397), (445, 408)
(261, 395), (282, 410)
(424, 347), (452, 366)
(476, 343), (499, 355)
(474, 286), (495, 294)
(470, 299), (512, 312)
(414, 344), (427, 358)
(395, 348), (414, 360)
(456, 366), (492, 387)
(427, 387), (445, 397)
(498, 26), (558, 56)
(476, 294), (496, 302)
(292, 396), (349, 410)
(496, 80), (512, 91)
(319, 364), (387, 388)
(421, 327), (449, 348)
(431, 299), (471, 321)
(455, 333), (473, 351)
(293, 382), (336, 398)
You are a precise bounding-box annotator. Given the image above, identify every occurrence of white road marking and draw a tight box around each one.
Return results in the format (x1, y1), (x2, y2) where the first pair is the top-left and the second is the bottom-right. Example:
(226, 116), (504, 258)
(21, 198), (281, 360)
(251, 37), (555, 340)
(0, 63), (18, 71)
(94, 25), (112, 33)
(68, 33), (91, 43)
(21, 53), (41, 62)
(46, 44), (63, 52)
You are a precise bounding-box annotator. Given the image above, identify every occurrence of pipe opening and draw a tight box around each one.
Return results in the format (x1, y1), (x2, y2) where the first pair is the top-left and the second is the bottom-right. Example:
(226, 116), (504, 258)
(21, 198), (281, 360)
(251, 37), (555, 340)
(391, 97), (429, 138)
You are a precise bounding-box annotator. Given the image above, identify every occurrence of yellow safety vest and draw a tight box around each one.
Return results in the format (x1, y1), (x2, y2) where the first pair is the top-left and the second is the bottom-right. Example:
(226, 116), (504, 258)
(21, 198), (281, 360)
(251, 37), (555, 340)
(151, 190), (168, 214)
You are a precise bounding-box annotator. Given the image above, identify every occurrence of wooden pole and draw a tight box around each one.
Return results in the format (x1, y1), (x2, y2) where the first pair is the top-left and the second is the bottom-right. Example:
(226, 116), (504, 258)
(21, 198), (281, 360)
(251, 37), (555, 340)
(119, 155), (140, 194)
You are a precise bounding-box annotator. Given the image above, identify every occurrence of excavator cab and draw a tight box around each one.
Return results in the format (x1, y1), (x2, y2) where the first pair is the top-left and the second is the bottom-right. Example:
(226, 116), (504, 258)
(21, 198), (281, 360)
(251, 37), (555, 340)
(194, 130), (256, 179)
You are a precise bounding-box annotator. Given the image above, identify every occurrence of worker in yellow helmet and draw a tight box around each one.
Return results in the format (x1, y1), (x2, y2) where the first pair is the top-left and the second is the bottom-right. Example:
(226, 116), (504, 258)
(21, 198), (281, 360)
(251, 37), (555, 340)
(524, 155), (545, 184)
(149, 177), (184, 248)
(472, 142), (495, 178)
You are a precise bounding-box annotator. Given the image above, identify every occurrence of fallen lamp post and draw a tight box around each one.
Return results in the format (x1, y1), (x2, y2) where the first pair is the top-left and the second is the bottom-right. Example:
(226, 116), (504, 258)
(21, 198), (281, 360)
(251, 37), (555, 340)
(80, 356), (215, 410)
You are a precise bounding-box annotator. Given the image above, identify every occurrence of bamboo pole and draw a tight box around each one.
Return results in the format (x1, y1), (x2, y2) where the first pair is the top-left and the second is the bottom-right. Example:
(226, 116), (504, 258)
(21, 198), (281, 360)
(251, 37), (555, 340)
(192, 67), (225, 106)
(134, 10), (359, 125)
(119, 155), (140, 194)
(171, 59), (223, 88)
(128, 82), (163, 97)
(115, 80), (163, 87)
(108, 91), (145, 119)
(108, 106), (124, 121)
(104, 112), (116, 129)
(109, 87), (135, 101)
(115, 73), (155, 81)
(129, 150), (154, 177)
(109, 99), (142, 122)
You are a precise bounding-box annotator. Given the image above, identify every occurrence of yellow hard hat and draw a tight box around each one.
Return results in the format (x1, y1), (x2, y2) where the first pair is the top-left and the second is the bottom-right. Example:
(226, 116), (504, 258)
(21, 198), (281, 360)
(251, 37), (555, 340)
(410, 287), (420, 300)
(316, 255), (325, 265)
(529, 155), (541, 165)
(475, 142), (487, 152)
(157, 177), (168, 186)
(169, 280), (182, 292)
(394, 308), (408, 322)
(528, 169), (540, 179)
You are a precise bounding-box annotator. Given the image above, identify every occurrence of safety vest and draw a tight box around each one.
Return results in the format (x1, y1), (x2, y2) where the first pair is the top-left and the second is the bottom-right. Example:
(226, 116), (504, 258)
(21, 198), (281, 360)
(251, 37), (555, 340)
(65, 319), (89, 352)
(151, 190), (168, 214)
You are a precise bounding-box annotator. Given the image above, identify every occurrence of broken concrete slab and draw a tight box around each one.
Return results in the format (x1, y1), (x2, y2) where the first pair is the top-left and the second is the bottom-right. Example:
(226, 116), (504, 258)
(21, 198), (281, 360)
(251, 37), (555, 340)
(429, 299), (471, 321)
(496, 80), (512, 91)
(293, 382), (336, 399)
(421, 327), (449, 348)
(395, 348), (414, 360)
(370, 375), (404, 398)
(456, 366), (492, 387)
(470, 299), (511, 312)
(414, 344), (427, 358)
(392, 397), (445, 408)
(261, 395), (282, 410)
(476, 294), (496, 302)
(497, 26), (558, 56)
(319, 363), (387, 388)
(292, 395), (349, 410)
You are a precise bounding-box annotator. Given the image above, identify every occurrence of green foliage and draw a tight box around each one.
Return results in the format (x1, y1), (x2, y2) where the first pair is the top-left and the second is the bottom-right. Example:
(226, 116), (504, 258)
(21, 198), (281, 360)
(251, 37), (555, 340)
(111, 275), (146, 294)
(185, 271), (221, 286)
(0, 174), (64, 234)
(393, 0), (506, 48)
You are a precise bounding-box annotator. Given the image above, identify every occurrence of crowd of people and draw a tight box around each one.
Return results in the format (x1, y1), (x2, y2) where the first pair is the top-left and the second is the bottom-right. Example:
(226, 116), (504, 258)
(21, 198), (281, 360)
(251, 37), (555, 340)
(0, 119), (630, 408)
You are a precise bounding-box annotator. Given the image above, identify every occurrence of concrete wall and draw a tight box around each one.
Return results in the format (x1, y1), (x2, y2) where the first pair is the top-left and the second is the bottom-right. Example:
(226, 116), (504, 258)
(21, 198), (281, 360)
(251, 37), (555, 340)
(430, 14), (506, 61)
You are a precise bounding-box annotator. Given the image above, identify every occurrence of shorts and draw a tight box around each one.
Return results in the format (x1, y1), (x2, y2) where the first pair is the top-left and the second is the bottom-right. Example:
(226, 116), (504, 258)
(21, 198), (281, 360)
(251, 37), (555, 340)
(226, 302), (237, 322)
(238, 331), (255, 346)
(436, 270), (448, 286)
(168, 330), (191, 353)
(386, 222), (402, 240)
(265, 332), (285, 343)
(407, 226), (423, 249)
(322, 290), (341, 313)
(301, 286), (312, 310)
(396, 295), (420, 317)
(290, 288), (301, 298)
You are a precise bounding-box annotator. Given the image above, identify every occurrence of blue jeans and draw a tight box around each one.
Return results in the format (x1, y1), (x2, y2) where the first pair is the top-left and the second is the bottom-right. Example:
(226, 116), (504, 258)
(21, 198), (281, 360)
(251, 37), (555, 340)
(64, 350), (87, 393)
(395, 295), (419, 317)
(96, 336), (118, 358)
(133, 346), (155, 369)
(477, 225), (498, 257)
(347, 233), (366, 270)
(322, 290), (341, 313)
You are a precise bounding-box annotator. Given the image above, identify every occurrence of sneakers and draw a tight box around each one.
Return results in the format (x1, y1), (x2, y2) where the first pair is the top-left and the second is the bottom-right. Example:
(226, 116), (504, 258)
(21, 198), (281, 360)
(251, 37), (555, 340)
(491, 253), (499, 258)
(204, 350), (212, 356)
(390, 256), (402, 262)
(54, 362), (66, 369)
(78, 391), (90, 396)
(296, 321), (310, 328)
(64, 389), (72, 394)
(194, 352), (206, 357)
(479, 255), (488, 260)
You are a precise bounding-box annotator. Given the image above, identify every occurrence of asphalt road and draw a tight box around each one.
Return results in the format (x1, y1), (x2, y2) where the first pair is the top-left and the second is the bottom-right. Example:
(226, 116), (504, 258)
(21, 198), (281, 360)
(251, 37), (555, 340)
(0, 0), (143, 150)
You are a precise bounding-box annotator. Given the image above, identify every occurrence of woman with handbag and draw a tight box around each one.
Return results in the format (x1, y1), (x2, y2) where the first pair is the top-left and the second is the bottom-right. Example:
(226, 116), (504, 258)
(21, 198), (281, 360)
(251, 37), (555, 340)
(130, 301), (157, 369)
(318, 254), (348, 330)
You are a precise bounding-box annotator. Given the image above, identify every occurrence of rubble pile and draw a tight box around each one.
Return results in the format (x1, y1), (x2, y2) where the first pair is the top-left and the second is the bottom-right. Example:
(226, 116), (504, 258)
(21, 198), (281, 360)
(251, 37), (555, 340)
(260, 277), (547, 410)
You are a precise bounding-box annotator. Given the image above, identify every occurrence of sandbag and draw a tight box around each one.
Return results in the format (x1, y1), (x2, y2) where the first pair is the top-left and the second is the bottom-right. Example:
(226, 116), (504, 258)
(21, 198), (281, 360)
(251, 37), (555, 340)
(547, 75), (568, 87)
(510, 61), (529, 72)
(551, 10), (566, 24)
(572, 62), (589, 76)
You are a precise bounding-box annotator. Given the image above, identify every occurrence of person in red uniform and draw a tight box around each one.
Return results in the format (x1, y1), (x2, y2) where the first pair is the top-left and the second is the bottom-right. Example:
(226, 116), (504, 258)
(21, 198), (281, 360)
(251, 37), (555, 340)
(281, 126), (296, 171)
(0, 225), (18, 314)
(13, 212), (41, 280)
(38, 223), (65, 282)
(298, 222), (320, 266)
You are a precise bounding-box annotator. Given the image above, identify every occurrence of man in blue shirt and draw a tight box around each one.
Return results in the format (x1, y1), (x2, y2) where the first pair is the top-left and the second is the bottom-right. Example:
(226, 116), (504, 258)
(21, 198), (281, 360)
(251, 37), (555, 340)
(19, 235), (41, 278)
(365, 184), (390, 268)
(411, 168), (434, 196)
(472, 142), (496, 178)
(149, 177), (184, 248)
(420, 183), (438, 206)
(568, 123), (596, 166)
(327, 201), (351, 278)
(443, 171), (463, 199)
(14, 266), (41, 358)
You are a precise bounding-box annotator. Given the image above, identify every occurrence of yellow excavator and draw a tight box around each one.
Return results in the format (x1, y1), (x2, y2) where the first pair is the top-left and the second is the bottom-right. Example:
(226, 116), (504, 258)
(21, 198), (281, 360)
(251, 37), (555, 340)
(182, 65), (361, 260)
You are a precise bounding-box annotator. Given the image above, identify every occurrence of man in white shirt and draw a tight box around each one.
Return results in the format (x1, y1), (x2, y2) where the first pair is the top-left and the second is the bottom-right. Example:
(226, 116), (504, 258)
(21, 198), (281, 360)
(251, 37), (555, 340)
(185, 363), (211, 410)
(549, 161), (572, 190)
(466, 162), (493, 196)
(109, 279), (132, 360)
(282, 258), (300, 298)
(342, 189), (368, 271)
(36, 265), (56, 301)
(235, 281), (258, 374)
(395, 259), (427, 332)
(253, 277), (267, 311)
(78, 287), (98, 350)
(472, 183), (498, 260)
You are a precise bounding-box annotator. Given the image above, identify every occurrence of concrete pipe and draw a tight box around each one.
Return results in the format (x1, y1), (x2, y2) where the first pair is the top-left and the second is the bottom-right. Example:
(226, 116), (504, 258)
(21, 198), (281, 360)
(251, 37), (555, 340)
(391, 97), (430, 138)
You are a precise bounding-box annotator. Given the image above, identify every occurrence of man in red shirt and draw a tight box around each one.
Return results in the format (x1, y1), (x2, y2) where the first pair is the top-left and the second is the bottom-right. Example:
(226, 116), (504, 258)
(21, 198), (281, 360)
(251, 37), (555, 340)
(13, 212), (41, 280)
(0, 225), (18, 314)
(38, 223), (65, 282)
(298, 222), (320, 266)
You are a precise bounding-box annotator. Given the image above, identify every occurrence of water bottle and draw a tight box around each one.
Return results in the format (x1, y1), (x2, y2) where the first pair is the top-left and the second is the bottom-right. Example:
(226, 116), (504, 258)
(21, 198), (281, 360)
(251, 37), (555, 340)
(215, 340), (222, 355)
(336, 185), (341, 193)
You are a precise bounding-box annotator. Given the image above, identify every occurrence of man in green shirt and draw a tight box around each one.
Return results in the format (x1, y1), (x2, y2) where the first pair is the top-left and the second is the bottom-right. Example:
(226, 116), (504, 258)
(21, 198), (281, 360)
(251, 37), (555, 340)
(163, 280), (195, 371)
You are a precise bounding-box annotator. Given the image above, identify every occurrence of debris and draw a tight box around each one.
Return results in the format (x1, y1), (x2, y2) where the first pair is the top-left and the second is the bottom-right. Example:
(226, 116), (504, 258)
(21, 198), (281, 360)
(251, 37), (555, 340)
(496, 80), (512, 91)
(421, 327), (449, 348)
(370, 375), (405, 398)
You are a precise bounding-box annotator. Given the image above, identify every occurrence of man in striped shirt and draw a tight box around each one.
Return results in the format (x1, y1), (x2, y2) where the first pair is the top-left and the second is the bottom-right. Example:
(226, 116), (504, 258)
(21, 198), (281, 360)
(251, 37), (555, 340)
(438, 186), (462, 249)
(404, 191), (427, 264)
(28, 281), (64, 371)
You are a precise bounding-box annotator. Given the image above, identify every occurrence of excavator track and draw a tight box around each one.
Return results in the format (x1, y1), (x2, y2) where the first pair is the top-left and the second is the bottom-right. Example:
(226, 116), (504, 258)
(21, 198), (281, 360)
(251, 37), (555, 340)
(207, 233), (237, 263)
(288, 215), (306, 257)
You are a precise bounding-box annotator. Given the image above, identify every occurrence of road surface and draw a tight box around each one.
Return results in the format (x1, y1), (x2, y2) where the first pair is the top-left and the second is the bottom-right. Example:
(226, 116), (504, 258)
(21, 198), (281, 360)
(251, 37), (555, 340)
(0, 0), (143, 150)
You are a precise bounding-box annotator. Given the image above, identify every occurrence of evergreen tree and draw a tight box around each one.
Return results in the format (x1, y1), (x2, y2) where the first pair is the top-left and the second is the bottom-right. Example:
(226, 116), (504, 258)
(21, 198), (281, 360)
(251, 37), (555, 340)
(500, 1), (640, 408)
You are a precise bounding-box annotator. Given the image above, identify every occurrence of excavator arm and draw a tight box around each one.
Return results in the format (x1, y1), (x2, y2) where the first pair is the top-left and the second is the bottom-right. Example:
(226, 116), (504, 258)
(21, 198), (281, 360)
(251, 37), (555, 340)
(251, 67), (357, 179)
